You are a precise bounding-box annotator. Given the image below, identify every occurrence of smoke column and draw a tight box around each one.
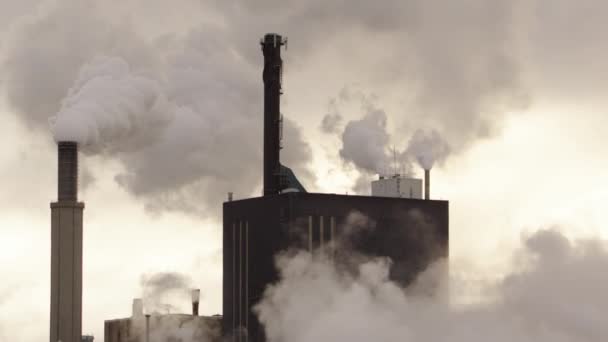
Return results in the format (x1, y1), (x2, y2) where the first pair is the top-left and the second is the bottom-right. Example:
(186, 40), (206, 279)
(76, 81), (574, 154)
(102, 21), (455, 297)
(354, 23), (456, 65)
(140, 272), (192, 314)
(404, 129), (450, 171)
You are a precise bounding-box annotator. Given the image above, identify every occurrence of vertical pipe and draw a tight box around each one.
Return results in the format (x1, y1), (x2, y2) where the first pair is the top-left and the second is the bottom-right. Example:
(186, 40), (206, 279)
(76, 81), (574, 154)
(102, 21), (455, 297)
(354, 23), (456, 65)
(319, 216), (324, 250)
(232, 223), (236, 338)
(330, 216), (336, 261)
(424, 169), (430, 200)
(191, 289), (200, 316)
(239, 221), (243, 342)
(145, 314), (150, 342)
(245, 221), (249, 341)
(308, 216), (313, 252)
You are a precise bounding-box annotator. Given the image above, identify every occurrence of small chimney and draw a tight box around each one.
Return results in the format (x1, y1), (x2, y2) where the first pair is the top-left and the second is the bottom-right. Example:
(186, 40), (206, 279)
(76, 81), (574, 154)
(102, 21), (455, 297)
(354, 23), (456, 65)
(132, 298), (143, 317)
(145, 314), (151, 342)
(58, 141), (78, 201)
(228, 192), (233, 202)
(191, 289), (200, 316)
(424, 169), (430, 200)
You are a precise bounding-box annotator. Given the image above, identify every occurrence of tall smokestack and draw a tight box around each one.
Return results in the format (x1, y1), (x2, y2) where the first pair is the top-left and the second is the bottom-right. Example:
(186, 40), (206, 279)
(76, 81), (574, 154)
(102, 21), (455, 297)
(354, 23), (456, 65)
(261, 33), (286, 196)
(50, 141), (84, 342)
(424, 169), (430, 200)
(192, 289), (200, 316)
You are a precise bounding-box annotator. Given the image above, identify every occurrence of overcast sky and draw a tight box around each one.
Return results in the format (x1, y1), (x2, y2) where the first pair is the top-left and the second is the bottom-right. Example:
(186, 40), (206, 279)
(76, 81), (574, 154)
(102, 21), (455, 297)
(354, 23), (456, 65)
(1, 1), (607, 341)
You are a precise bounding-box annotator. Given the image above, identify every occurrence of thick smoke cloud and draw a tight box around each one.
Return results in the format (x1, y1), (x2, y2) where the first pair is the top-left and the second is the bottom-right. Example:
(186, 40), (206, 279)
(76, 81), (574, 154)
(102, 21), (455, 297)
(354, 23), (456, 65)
(1, 0), (530, 210)
(51, 56), (174, 148)
(257, 228), (608, 342)
(2, 0), (315, 215)
(339, 108), (390, 174)
(305, 0), (528, 178)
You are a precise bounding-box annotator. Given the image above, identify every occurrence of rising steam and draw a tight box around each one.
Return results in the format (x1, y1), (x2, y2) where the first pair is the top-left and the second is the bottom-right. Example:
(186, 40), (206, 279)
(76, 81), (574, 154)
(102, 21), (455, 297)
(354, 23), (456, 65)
(256, 228), (608, 342)
(50, 56), (174, 148)
(140, 272), (192, 314)
(404, 129), (450, 170)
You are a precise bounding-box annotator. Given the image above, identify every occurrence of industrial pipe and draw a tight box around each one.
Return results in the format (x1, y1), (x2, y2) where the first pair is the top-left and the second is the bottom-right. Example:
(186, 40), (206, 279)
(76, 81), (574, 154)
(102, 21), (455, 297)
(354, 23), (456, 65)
(145, 314), (150, 342)
(424, 169), (430, 200)
(192, 289), (200, 316)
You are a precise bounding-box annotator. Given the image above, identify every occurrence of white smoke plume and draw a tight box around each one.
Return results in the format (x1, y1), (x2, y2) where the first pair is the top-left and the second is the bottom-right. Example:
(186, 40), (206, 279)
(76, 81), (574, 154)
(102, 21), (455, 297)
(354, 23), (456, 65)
(404, 129), (450, 170)
(50, 56), (174, 149)
(339, 107), (390, 174)
(256, 228), (608, 342)
(140, 272), (193, 314)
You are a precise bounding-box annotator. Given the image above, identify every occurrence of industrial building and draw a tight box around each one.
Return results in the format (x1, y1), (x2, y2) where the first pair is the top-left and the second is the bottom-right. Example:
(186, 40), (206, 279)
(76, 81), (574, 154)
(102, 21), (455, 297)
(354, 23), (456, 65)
(53, 33), (448, 342)
(104, 297), (221, 342)
(221, 33), (449, 342)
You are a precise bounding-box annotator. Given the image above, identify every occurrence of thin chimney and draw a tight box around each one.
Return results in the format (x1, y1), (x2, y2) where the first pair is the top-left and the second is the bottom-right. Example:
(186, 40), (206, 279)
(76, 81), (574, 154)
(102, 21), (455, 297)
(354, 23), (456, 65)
(424, 169), (430, 200)
(261, 33), (286, 196)
(192, 289), (200, 316)
(50, 141), (84, 342)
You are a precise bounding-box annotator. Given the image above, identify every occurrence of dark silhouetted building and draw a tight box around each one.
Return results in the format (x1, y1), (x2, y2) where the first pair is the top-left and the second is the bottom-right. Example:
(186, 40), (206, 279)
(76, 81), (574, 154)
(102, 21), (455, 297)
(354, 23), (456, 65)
(221, 32), (449, 342)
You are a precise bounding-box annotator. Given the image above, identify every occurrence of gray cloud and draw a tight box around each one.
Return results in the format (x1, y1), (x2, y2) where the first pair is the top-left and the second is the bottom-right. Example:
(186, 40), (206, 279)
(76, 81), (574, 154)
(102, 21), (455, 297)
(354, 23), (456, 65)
(1, 0), (315, 216)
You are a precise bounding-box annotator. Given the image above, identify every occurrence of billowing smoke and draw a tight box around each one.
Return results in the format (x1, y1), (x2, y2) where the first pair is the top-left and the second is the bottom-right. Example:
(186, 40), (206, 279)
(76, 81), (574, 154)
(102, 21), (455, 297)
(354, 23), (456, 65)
(50, 56), (174, 148)
(404, 129), (450, 170)
(2, 0), (315, 216)
(339, 107), (390, 174)
(256, 228), (608, 342)
(140, 272), (192, 314)
(2, 0), (529, 211)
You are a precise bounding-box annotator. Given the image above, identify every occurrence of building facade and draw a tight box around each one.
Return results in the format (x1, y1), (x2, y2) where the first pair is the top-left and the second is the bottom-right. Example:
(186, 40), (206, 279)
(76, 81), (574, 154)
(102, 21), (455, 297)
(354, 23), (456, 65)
(223, 192), (449, 342)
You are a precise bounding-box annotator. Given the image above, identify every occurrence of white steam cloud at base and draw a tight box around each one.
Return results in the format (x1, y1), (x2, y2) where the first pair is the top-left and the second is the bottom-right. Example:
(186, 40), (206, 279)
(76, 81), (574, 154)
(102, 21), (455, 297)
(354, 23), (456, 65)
(256, 229), (608, 342)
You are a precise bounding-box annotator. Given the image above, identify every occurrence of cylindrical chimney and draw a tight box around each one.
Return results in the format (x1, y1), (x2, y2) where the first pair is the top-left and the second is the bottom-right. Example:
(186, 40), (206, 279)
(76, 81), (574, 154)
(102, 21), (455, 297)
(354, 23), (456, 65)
(58, 141), (78, 201)
(192, 289), (200, 316)
(228, 192), (233, 202)
(424, 169), (430, 200)
(261, 33), (286, 196)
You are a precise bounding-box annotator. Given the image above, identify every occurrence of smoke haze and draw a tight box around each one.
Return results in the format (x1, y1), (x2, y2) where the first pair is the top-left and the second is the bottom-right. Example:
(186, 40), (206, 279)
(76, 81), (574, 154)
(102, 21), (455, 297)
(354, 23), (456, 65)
(257, 228), (608, 342)
(140, 272), (192, 314)
(1, 0), (532, 213)
(405, 129), (450, 170)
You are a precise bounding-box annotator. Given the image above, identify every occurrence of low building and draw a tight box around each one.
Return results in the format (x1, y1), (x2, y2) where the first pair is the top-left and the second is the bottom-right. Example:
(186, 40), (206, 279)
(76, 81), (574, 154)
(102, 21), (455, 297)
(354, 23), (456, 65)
(104, 299), (222, 342)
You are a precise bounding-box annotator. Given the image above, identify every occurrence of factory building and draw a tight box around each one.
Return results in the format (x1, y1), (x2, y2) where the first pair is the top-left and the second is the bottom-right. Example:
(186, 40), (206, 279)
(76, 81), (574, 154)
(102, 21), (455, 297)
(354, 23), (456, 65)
(104, 296), (222, 342)
(221, 33), (449, 342)
(85, 33), (446, 342)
